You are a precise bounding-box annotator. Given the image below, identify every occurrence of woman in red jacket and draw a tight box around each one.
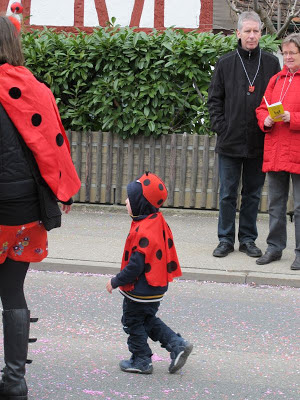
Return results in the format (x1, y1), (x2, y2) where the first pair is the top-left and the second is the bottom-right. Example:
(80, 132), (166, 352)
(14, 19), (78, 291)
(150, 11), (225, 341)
(256, 33), (300, 270)
(0, 15), (80, 400)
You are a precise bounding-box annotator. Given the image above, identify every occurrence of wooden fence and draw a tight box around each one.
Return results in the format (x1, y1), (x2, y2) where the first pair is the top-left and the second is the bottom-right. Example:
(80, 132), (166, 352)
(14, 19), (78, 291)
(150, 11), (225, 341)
(67, 131), (292, 212)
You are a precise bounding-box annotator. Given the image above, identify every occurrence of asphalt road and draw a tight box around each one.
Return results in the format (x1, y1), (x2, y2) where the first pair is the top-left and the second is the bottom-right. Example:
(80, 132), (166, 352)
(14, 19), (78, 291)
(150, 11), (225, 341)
(1, 270), (298, 400)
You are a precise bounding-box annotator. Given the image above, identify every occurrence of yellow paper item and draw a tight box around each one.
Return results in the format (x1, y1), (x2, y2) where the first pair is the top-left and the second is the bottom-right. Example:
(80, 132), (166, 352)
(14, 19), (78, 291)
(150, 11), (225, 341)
(264, 96), (284, 122)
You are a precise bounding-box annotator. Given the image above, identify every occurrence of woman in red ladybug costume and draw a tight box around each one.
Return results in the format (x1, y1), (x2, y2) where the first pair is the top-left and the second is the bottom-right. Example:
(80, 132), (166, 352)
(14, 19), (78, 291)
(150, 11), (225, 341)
(106, 172), (193, 374)
(0, 16), (80, 400)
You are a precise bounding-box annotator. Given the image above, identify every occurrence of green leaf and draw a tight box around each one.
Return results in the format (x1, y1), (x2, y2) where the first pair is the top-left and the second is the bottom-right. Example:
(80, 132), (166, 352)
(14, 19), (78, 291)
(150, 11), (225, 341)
(148, 121), (155, 132)
(162, 42), (173, 51)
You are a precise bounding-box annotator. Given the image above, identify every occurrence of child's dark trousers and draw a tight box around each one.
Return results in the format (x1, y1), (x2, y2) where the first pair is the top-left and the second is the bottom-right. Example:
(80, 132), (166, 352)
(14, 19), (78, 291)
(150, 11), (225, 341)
(122, 297), (177, 358)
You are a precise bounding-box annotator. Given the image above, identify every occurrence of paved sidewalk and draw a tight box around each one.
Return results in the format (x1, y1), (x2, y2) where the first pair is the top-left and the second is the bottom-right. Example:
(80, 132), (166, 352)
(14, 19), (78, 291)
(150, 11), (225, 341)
(32, 204), (300, 288)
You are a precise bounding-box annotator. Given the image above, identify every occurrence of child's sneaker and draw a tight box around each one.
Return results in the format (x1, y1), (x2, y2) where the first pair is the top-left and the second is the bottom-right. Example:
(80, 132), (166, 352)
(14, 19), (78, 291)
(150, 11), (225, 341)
(119, 356), (153, 374)
(167, 334), (193, 374)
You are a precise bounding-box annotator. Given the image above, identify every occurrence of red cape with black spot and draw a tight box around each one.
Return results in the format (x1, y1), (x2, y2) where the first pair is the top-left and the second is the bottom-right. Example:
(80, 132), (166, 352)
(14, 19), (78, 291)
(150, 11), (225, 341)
(120, 212), (182, 291)
(0, 64), (81, 201)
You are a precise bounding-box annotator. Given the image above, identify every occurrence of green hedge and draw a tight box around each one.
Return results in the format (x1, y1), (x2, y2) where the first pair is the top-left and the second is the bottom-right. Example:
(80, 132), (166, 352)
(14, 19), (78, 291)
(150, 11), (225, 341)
(22, 27), (280, 137)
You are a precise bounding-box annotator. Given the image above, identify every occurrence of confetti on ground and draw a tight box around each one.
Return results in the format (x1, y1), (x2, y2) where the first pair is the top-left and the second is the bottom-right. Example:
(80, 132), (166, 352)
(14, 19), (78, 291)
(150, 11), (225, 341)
(0, 270), (298, 400)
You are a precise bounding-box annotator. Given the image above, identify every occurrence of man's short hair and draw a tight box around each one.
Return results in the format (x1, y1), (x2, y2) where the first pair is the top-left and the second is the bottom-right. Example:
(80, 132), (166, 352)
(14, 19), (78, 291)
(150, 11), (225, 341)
(237, 11), (262, 31)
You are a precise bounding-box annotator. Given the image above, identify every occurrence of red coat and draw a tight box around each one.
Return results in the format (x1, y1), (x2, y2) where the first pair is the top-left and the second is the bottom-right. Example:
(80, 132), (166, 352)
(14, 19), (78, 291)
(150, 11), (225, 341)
(256, 66), (300, 174)
(0, 63), (81, 201)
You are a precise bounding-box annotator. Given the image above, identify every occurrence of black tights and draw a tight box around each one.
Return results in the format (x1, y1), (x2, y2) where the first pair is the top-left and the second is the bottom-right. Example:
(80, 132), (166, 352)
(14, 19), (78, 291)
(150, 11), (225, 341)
(0, 258), (29, 310)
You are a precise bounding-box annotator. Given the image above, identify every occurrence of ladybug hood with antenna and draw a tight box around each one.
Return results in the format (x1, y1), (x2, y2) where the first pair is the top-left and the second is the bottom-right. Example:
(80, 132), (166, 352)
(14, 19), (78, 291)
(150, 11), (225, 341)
(127, 172), (168, 217)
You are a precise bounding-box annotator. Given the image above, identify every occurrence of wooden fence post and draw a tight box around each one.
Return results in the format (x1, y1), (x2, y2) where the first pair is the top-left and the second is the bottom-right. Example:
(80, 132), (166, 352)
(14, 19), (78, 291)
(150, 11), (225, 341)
(85, 130), (92, 203)
(190, 134), (199, 208)
(127, 137), (134, 183)
(95, 131), (103, 203)
(105, 132), (113, 203)
(115, 136), (124, 204)
(179, 133), (188, 207)
(159, 134), (166, 182)
(149, 136), (155, 172)
(168, 133), (177, 207)
(74, 131), (82, 202)
(200, 135), (210, 208)
(138, 136), (145, 175)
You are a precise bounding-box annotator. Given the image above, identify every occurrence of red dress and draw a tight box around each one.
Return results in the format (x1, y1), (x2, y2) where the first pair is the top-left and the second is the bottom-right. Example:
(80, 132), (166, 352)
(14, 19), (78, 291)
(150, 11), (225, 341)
(0, 222), (47, 263)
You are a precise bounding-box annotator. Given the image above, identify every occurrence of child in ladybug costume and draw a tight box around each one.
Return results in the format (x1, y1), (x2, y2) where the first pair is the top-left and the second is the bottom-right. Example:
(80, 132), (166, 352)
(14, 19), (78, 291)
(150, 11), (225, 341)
(106, 172), (193, 374)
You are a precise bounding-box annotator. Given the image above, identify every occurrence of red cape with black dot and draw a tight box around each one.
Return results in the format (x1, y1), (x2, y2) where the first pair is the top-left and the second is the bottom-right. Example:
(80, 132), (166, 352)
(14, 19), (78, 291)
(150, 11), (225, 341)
(120, 212), (182, 291)
(0, 63), (81, 202)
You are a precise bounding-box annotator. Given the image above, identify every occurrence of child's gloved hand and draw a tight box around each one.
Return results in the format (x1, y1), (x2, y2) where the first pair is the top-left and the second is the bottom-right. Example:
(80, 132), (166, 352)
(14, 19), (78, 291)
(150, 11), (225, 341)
(106, 279), (113, 294)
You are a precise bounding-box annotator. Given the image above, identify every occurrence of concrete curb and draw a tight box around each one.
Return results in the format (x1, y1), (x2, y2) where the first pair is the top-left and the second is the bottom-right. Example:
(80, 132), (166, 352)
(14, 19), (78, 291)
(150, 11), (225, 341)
(31, 260), (300, 288)
(70, 202), (270, 220)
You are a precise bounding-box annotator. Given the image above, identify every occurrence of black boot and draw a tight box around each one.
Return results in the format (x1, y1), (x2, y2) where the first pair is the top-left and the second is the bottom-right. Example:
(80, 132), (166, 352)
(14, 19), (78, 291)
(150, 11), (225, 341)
(146, 319), (193, 373)
(119, 355), (153, 374)
(0, 309), (36, 400)
(166, 333), (193, 374)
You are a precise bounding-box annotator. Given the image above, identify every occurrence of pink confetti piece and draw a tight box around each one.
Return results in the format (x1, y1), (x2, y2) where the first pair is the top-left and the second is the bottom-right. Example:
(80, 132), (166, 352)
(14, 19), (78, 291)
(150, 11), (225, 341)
(83, 390), (104, 395)
(152, 353), (166, 361)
